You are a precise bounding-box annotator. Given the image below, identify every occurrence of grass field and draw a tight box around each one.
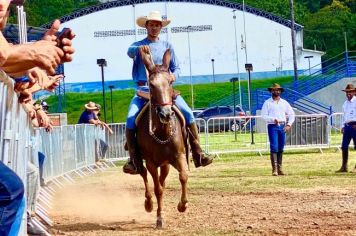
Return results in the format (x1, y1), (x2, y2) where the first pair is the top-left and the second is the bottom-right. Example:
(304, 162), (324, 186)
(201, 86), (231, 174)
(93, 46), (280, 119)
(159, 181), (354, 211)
(51, 149), (356, 235)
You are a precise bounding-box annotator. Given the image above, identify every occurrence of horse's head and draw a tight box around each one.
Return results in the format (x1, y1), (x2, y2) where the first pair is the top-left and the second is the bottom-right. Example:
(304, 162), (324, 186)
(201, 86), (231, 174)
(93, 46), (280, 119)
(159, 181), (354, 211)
(142, 49), (174, 124)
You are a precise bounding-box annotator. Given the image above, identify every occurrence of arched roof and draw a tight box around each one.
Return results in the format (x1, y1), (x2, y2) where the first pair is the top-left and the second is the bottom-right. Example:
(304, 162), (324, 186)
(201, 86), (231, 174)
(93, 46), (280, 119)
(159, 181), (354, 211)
(41, 0), (303, 31)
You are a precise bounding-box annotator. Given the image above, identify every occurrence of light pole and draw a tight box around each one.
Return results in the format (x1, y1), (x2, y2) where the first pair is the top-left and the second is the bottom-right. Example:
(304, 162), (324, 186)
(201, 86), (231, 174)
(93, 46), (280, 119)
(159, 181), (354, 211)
(289, 0), (298, 84)
(211, 58), (215, 83)
(242, 0), (248, 63)
(187, 25), (194, 109)
(230, 77), (238, 141)
(245, 63), (254, 144)
(232, 9), (242, 107)
(97, 58), (107, 122)
(108, 85), (115, 123)
(304, 55), (313, 75)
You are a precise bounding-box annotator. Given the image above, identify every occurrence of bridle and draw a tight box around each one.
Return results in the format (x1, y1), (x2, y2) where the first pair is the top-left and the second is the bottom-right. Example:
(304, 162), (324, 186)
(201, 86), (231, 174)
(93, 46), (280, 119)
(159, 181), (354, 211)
(145, 51), (177, 144)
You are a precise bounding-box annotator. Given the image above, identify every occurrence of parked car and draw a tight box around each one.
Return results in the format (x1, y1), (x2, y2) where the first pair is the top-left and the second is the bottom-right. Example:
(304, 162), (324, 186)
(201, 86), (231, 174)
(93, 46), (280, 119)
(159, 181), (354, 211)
(195, 105), (248, 132)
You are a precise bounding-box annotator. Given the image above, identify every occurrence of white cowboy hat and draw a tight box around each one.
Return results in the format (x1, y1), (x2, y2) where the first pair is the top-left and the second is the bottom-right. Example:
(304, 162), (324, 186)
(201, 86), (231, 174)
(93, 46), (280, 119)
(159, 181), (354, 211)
(136, 11), (171, 28)
(84, 101), (99, 110)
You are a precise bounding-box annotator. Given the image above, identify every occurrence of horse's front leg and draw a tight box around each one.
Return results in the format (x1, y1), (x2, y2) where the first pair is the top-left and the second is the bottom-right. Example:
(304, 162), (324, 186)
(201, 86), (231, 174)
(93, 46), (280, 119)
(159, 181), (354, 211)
(159, 164), (170, 188)
(174, 155), (188, 212)
(146, 161), (164, 229)
(140, 165), (153, 212)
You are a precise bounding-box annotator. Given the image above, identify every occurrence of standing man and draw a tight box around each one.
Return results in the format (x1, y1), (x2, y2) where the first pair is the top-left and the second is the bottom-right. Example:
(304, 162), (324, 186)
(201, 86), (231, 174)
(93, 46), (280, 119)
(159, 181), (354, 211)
(337, 84), (356, 173)
(123, 10), (214, 175)
(261, 83), (295, 176)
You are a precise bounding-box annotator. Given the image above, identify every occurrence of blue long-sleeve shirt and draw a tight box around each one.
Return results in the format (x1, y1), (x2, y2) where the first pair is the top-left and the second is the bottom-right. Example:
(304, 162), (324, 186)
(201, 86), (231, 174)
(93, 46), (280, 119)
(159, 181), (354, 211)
(127, 38), (180, 84)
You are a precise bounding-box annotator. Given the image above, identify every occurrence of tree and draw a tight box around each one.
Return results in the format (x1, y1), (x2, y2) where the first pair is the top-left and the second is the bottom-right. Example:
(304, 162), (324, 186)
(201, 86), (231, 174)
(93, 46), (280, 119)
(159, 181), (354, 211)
(303, 0), (354, 57)
(23, 0), (100, 26)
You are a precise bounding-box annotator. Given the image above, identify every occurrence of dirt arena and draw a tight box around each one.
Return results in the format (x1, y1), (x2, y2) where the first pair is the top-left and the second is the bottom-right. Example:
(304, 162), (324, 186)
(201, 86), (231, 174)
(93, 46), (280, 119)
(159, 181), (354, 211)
(49, 159), (356, 236)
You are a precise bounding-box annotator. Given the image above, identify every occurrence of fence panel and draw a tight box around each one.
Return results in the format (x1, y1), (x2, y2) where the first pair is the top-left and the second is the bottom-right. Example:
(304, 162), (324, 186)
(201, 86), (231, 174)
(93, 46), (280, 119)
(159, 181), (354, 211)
(205, 116), (269, 154)
(0, 71), (30, 236)
(286, 114), (329, 148)
(329, 113), (343, 149)
(61, 125), (77, 173)
(106, 123), (127, 160)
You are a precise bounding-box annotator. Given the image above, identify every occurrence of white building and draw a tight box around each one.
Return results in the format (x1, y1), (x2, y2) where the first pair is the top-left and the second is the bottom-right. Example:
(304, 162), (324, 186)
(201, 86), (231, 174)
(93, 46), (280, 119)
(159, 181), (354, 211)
(52, 0), (323, 84)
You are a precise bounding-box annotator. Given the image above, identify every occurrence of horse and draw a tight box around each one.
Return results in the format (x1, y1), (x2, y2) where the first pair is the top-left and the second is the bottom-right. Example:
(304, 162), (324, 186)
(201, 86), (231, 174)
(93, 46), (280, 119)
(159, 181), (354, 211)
(136, 49), (189, 228)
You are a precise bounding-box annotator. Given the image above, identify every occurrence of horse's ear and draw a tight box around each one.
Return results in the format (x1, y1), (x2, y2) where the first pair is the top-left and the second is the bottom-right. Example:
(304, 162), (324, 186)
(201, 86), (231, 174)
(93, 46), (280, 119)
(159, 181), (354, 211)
(140, 49), (156, 73)
(162, 49), (171, 69)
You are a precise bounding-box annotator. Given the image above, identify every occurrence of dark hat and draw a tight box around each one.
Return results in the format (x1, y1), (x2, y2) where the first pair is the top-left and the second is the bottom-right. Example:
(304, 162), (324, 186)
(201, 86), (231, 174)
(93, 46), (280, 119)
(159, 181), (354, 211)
(267, 83), (284, 92)
(342, 83), (356, 92)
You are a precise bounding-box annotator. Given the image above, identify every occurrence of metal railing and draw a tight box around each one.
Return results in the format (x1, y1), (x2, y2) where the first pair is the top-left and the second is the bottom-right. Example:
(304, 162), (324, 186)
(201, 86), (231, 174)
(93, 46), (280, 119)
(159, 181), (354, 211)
(0, 71), (30, 236)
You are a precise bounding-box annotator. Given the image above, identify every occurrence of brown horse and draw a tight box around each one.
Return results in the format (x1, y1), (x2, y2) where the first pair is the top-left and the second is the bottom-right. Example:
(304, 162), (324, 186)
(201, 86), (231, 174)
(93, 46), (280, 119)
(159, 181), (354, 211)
(136, 49), (188, 228)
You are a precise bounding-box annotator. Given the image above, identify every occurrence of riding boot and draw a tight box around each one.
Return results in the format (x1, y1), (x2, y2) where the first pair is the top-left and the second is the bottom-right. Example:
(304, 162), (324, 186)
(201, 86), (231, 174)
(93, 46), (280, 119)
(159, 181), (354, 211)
(277, 152), (285, 175)
(187, 123), (214, 168)
(270, 152), (278, 176)
(336, 149), (348, 173)
(123, 129), (143, 175)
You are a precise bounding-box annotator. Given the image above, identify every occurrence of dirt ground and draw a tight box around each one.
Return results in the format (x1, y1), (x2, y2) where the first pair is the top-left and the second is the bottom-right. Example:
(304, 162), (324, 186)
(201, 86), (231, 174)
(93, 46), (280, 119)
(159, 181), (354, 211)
(49, 166), (356, 236)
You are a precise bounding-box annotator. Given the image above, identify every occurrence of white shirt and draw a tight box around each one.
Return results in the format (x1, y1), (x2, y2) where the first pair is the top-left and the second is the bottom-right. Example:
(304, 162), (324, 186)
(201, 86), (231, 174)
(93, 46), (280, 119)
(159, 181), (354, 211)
(342, 96), (356, 127)
(261, 97), (295, 126)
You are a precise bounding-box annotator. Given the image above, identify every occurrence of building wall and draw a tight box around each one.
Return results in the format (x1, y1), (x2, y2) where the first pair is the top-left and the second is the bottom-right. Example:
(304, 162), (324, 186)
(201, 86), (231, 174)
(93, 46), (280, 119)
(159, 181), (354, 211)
(61, 2), (323, 83)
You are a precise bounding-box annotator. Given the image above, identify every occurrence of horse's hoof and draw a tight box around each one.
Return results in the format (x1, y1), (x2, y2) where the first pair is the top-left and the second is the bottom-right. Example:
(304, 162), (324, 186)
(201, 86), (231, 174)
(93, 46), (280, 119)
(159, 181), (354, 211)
(156, 219), (164, 229)
(144, 198), (153, 212)
(177, 202), (188, 212)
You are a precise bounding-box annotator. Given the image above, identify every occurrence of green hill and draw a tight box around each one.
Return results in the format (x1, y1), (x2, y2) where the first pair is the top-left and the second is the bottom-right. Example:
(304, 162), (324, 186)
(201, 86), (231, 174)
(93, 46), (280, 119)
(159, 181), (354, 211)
(46, 76), (293, 124)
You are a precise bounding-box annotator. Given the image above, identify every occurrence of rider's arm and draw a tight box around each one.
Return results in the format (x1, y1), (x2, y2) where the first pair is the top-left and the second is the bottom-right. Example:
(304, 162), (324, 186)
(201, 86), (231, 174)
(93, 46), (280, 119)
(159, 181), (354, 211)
(168, 44), (180, 80)
(127, 42), (141, 59)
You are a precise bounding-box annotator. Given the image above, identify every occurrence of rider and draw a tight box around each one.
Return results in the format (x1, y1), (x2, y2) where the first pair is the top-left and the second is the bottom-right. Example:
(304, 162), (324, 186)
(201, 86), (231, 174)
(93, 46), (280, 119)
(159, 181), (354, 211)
(123, 10), (214, 174)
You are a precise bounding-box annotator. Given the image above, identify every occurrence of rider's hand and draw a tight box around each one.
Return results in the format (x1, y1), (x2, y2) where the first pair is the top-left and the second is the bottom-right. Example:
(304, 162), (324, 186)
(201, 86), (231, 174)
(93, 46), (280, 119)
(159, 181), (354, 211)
(139, 45), (150, 55)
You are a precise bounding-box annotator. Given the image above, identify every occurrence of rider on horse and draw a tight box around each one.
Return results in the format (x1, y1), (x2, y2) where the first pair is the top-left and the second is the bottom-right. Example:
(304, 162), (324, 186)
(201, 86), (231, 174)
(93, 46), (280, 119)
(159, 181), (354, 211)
(123, 10), (214, 175)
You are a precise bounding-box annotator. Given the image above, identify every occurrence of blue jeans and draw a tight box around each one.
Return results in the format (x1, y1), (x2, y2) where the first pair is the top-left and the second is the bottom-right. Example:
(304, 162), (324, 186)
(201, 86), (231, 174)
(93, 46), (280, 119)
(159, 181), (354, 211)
(0, 161), (24, 236)
(267, 124), (286, 153)
(126, 87), (195, 129)
(38, 152), (45, 181)
(341, 124), (356, 150)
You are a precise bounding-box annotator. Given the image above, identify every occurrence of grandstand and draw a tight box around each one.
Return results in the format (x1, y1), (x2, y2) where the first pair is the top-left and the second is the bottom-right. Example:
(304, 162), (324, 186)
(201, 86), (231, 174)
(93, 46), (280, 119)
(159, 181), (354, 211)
(211, 51), (356, 115)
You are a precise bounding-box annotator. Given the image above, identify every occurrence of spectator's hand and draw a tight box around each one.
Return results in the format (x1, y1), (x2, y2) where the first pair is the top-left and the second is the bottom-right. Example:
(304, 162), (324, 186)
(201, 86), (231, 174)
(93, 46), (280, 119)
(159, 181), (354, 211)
(27, 68), (62, 92)
(43, 19), (76, 63)
(284, 125), (291, 132)
(341, 128), (344, 134)
(31, 40), (64, 75)
(36, 109), (53, 132)
(21, 101), (36, 120)
(15, 81), (39, 103)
